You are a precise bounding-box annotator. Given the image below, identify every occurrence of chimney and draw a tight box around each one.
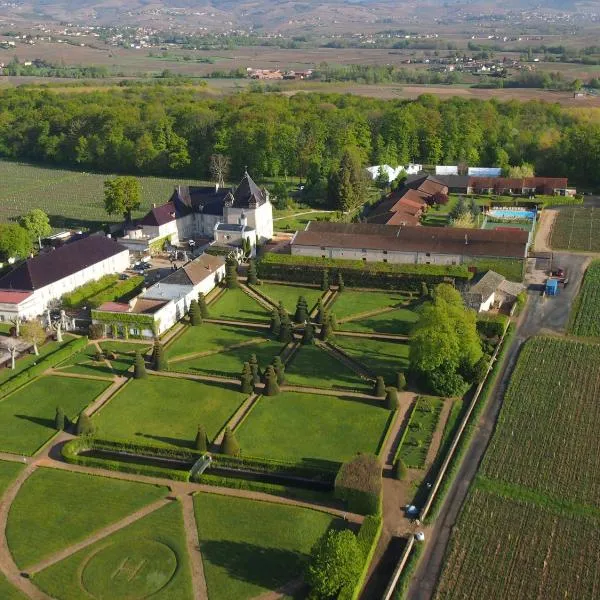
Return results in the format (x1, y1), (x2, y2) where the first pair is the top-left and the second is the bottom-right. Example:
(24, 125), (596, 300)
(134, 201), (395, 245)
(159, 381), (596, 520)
(465, 234), (469, 245)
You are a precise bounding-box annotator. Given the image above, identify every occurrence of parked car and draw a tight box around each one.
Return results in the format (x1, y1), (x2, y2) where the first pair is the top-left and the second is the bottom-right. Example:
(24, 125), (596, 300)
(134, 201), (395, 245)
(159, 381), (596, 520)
(550, 268), (565, 278)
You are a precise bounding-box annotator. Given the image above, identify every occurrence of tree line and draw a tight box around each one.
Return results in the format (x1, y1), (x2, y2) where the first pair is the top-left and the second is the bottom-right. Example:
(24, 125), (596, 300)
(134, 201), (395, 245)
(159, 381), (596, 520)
(0, 84), (598, 188)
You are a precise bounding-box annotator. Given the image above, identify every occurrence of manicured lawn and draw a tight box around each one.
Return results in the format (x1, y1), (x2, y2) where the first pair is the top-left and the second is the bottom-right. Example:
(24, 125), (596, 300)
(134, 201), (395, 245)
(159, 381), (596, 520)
(56, 346), (116, 379)
(339, 307), (419, 335)
(273, 210), (334, 232)
(284, 344), (371, 392)
(34, 501), (193, 600)
(209, 288), (270, 322)
(194, 493), (337, 600)
(171, 340), (283, 377)
(236, 391), (391, 464)
(334, 337), (410, 383)
(397, 396), (444, 469)
(0, 376), (110, 455)
(331, 290), (411, 320)
(467, 258), (524, 282)
(253, 283), (324, 314)
(0, 339), (68, 384)
(94, 376), (246, 448)
(0, 460), (24, 493)
(7, 468), (167, 568)
(99, 341), (152, 355)
(167, 323), (268, 359)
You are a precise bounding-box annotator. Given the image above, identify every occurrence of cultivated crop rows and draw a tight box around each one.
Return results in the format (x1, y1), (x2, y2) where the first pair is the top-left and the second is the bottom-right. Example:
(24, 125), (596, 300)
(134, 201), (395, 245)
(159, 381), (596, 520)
(0, 161), (209, 229)
(482, 337), (600, 507)
(571, 260), (600, 337)
(435, 488), (600, 600)
(550, 207), (600, 251)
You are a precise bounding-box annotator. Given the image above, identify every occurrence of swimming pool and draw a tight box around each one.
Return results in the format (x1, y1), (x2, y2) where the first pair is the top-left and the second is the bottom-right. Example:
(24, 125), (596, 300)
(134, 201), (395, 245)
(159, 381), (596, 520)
(488, 209), (536, 220)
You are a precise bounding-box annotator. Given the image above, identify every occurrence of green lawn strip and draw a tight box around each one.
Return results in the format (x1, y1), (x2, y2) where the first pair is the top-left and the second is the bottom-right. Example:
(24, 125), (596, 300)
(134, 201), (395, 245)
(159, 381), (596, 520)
(253, 283), (324, 314)
(339, 307), (419, 336)
(333, 336), (410, 384)
(0, 576), (27, 600)
(171, 340), (283, 377)
(33, 501), (193, 600)
(0, 323), (11, 336)
(474, 475), (600, 522)
(0, 376), (110, 455)
(0, 339), (66, 384)
(56, 351), (116, 378)
(93, 376), (246, 448)
(7, 468), (168, 568)
(209, 288), (270, 322)
(273, 211), (333, 232)
(167, 322), (269, 359)
(467, 258), (525, 282)
(284, 344), (371, 392)
(236, 391), (391, 464)
(397, 396), (444, 469)
(331, 290), (411, 320)
(193, 492), (337, 600)
(99, 341), (152, 355)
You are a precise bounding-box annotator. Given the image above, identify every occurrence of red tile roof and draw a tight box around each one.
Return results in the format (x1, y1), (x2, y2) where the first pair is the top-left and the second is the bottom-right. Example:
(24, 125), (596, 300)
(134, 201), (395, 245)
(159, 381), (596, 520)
(0, 290), (32, 304)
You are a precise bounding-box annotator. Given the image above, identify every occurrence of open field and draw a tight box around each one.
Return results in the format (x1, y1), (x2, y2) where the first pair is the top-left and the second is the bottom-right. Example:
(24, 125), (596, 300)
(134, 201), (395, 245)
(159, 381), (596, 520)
(482, 336), (600, 507)
(434, 486), (600, 600)
(331, 290), (411, 320)
(34, 500), (193, 600)
(7, 468), (167, 568)
(570, 260), (600, 337)
(94, 376), (246, 447)
(550, 207), (600, 252)
(284, 344), (372, 392)
(0, 160), (211, 229)
(333, 336), (410, 383)
(0, 375), (109, 455)
(194, 492), (337, 600)
(253, 283), (324, 314)
(235, 391), (390, 464)
(339, 307), (419, 336)
(208, 288), (270, 323)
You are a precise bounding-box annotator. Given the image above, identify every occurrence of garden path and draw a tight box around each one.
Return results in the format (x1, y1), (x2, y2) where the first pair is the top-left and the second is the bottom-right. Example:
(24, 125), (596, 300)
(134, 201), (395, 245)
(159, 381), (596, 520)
(179, 492), (209, 600)
(534, 209), (557, 253)
(213, 393), (259, 447)
(250, 578), (305, 600)
(43, 368), (114, 383)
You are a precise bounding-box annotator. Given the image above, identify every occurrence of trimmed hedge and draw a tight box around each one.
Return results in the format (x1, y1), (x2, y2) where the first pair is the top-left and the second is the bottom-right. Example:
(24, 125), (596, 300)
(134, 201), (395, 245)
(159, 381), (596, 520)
(392, 541), (424, 600)
(257, 253), (472, 291)
(335, 454), (383, 516)
(0, 336), (88, 398)
(476, 313), (509, 338)
(62, 274), (118, 308)
(86, 275), (144, 309)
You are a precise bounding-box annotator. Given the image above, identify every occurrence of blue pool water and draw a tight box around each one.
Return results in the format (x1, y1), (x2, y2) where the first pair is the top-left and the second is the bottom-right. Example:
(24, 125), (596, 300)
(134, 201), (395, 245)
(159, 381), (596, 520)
(489, 209), (536, 220)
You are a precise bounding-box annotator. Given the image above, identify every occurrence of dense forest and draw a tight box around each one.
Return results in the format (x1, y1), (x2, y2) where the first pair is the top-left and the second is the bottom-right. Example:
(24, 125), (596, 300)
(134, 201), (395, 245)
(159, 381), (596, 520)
(0, 84), (598, 186)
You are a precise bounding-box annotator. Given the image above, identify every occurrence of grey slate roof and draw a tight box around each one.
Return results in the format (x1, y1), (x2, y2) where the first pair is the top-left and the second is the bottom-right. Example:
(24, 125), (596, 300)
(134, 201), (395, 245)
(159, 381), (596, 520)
(467, 270), (506, 302)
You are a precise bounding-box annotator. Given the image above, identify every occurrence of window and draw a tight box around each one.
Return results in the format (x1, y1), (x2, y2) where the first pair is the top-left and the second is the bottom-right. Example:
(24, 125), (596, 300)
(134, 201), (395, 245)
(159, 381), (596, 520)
(426, 252), (431, 257)
(362, 257), (367, 262)
(383, 259), (388, 263)
(383, 250), (388, 255)
(321, 255), (326, 259)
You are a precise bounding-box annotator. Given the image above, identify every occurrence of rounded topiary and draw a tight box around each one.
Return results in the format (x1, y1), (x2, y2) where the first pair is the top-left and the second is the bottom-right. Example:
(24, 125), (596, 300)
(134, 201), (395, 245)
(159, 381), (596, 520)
(273, 356), (285, 384)
(195, 424), (208, 452)
(302, 322), (315, 345)
(421, 281), (429, 298)
(247, 259), (258, 285)
(394, 459), (407, 481)
(222, 427), (240, 456)
(240, 361), (254, 394)
(134, 351), (147, 379)
(198, 291), (210, 318)
(188, 299), (202, 326)
(374, 376), (386, 398)
(329, 312), (338, 331)
(152, 342), (168, 371)
(396, 371), (406, 391)
(279, 321), (293, 344)
(337, 271), (345, 292)
(294, 296), (309, 323)
(249, 354), (261, 383)
(316, 299), (325, 324)
(270, 309), (281, 337)
(263, 365), (280, 396)
(54, 406), (65, 431)
(319, 319), (332, 341)
(385, 386), (399, 410)
(75, 411), (94, 436)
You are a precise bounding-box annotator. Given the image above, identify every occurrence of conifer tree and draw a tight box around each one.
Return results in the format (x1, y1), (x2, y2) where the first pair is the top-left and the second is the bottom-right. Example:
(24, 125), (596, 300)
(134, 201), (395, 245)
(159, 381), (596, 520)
(75, 411), (94, 436)
(195, 425), (208, 452)
(54, 406), (65, 431)
(247, 259), (258, 285)
(134, 351), (147, 379)
(270, 309), (281, 337)
(273, 356), (285, 384)
(189, 299), (202, 326)
(225, 256), (239, 288)
(316, 298), (325, 324)
(198, 291), (210, 318)
(320, 319), (332, 341)
(374, 376), (386, 398)
(152, 342), (168, 371)
(222, 427), (240, 456)
(302, 321), (315, 345)
(264, 365), (280, 396)
(249, 353), (262, 383)
(294, 296), (309, 323)
(337, 271), (345, 292)
(240, 361), (254, 393)
(321, 269), (329, 291)
(279, 320), (293, 344)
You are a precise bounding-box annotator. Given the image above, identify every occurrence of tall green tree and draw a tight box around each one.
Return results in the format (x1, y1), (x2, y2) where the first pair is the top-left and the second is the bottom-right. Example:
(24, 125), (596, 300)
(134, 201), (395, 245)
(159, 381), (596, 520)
(188, 299), (202, 326)
(198, 292), (210, 318)
(0, 223), (33, 260)
(225, 256), (239, 288)
(103, 176), (141, 222)
(294, 296), (309, 323)
(19, 209), (51, 243)
(247, 259), (258, 285)
(327, 148), (368, 212)
(134, 351), (147, 379)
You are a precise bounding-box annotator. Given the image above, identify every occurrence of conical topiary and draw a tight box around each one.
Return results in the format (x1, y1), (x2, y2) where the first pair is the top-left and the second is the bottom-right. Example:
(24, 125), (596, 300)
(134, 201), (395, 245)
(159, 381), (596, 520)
(321, 269), (329, 291)
(198, 291), (210, 318)
(75, 411), (94, 436)
(270, 309), (281, 337)
(337, 271), (345, 292)
(374, 376), (386, 398)
(394, 459), (407, 481)
(396, 371), (406, 391)
(279, 321), (293, 344)
(195, 424), (208, 452)
(319, 319), (332, 341)
(225, 256), (239, 288)
(316, 298), (325, 324)
(294, 296), (309, 323)
(152, 342), (168, 371)
(273, 356), (285, 384)
(249, 354), (261, 383)
(134, 351), (147, 379)
(263, 365), (280, 396)
(222, 427), (240, 456)
(54, 406), (65, 431)
(247, 259), (258, 285)
(189, 299), (202, 326)
(421, 281), (429, 298)
(302, 321), (315, 345)
(385, 386), (399, 410)
(329, 312), (338, 331)
(277, 300), (287, 320)
(240, 361), (254, 394)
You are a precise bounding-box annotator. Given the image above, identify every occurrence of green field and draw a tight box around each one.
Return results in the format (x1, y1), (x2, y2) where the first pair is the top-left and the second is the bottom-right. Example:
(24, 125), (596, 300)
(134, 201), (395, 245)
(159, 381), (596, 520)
(208, 288), (270, 323)
(56, 345), (120, 379)
(334, 336), (410, 383)
(273, 210), (334, 232)
(94, 376), (245, 448)
(235, 391), (391, 464)
(7, 468), (167, 568)
(194, 493), (337, 600)
(284, 344), (371, 392)
(171, 339), (283, 377)
(550, 207), (600, 252)
(34, 501), (193, 600)
(0, 375), (110, 455)
(339, 307), (419, 335)
(331, 290), (411, 320)
(466, 257), (525, 282)
(570, 260), (600, 337)
(253, 283), (324, 314)
(166, 322), (270, 360)
(0, 160), (211, 230)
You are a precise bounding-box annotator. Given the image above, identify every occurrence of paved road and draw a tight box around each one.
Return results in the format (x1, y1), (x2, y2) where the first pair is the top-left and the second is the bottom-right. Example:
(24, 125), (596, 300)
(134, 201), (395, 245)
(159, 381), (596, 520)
(406, 249), (590, 600)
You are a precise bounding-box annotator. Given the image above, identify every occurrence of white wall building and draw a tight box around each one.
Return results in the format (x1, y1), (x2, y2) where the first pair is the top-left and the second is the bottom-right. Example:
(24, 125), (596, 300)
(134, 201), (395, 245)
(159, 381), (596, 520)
(0, 235), (129, 321)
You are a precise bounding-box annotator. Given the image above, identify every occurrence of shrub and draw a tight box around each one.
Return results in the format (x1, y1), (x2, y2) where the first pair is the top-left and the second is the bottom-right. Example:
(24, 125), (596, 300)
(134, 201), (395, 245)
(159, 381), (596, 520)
(329, 312), (338, 331)
(335, 453), (382, 515)
(476, 313), (509, 338)
(198, 291), (210, 318)
(337, 271), (345, 292)
(385, 386), (399, 409)
(152, 342), (168, 371)
(302, 322), (315, 345)
(396, 371), (406, 391)
(225, 256), (239, 289)
(195, 425), (208, 452)
(269, 309), (281, 337)
(134, 351), (147, 379)
(279, 321), (293, 344)
(221, 427), (240, 456)
(263, 365), (280, 396)
(249, 354), (262, 383)
(316, 298), (325, 324)
(394, 459), (407, 480)
(247, 259), (258, 285)
(374, 376), (386, 398)
(321, 269), (329, 291)
(240, 362), (254, 394)
(421, 281), (429, 298)
(319, 320), (332, 341)
(54, 406), (65, 431)
(75, 411), (94, 436)
(88, 323), (104, 340)
(188, 299), (202, 326)
(273, 356), (285, 384)
(294, 296), (309, 323)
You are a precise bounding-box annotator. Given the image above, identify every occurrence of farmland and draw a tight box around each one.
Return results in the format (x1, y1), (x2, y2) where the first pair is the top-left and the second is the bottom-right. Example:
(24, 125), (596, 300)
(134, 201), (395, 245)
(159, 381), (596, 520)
(0, 160), (210, 230)
(570, 260), (600, 337)
(550, 207), (600, 252)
